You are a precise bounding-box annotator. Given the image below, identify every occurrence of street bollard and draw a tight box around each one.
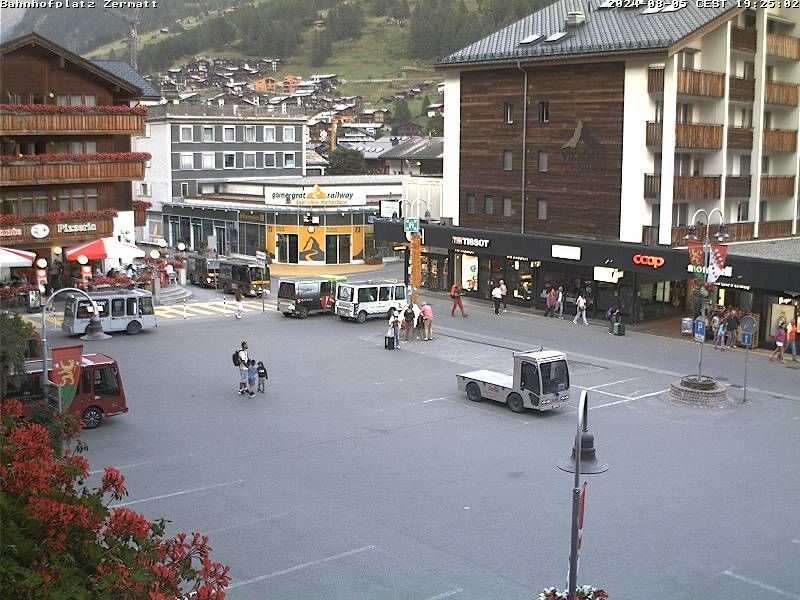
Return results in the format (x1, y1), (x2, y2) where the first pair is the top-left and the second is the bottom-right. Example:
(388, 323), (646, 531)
(223, 295), (227, 316)
(183, 299), (187, 320)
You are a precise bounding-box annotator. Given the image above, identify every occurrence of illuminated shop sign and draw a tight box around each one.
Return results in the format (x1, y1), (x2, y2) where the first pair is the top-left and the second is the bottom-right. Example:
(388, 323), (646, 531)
(632, 254), (665, 268)
(686, 264), (733, 278)
(57, 222), (97, 234)
(452, 235), (490, 248)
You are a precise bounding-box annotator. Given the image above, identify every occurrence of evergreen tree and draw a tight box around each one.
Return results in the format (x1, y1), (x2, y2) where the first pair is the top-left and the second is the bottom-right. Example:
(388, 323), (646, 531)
(420, 94), (432, 116)
(0, 314), (33, 397)
(328, 147), (368, 175)
(372, 0), (387, 16)
(393, 98), (412, 123)
(426, 113), (444, 136)
(310, 29), (332, 67)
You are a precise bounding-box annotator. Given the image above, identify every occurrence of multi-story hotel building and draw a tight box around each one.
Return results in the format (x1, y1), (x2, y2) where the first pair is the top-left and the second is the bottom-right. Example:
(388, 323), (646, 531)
(0, 34), (157, 280)
(376, 1), (800, 348)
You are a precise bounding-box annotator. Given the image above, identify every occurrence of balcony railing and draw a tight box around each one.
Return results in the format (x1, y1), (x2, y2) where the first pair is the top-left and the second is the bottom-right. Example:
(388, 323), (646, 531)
(760, 175), (795, 197)
(765, 81), (799, 107)
(728, 77), (755, 103)
(762, 129), (797, 152)
(640, 220), (795, 247)
(0, 155), (147, 187)
(645, 121), (662, 146)
(642, 174), (721, 199)
(767, 32), (800, 60)
(677, 68), (725, 97)
(727, 126), (753, 150)
(731, 26), (756, 53)
(0, 109), (145, 135)
(0, 215), (114, 244)
(725, 175), (751, 198)
(644, 173), (661, 198)
(676, 122), (723, 150)
(647, 67), (664, 94)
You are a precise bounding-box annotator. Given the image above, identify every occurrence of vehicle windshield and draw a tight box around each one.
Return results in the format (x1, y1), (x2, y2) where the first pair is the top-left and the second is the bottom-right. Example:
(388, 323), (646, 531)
(541, 360), (569, 395)
(337, 286), (353, 302)
(278, 282), (296, 298)
(139, 297), (154, 315)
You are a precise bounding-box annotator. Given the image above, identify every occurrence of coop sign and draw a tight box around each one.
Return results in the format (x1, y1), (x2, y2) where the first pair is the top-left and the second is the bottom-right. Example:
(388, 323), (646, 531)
(452, 235), (491, 248)
(57, 222), (98, 234)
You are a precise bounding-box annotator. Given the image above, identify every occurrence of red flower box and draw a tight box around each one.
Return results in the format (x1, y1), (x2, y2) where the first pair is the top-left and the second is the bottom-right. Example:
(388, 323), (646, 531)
(0, 103), (148, 115)
(0, 209), (118, 226)
(0, 152), (151, 165)
(132, 200), (153, 210)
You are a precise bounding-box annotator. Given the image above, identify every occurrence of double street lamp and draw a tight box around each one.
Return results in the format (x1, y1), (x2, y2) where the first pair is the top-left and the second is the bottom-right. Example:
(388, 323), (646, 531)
(685, 208), (729, 381)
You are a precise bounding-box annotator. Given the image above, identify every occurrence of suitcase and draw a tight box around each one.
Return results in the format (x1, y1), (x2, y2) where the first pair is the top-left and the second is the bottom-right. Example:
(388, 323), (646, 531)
(613, 322), (625, 336)
(385, 335), (395, 350)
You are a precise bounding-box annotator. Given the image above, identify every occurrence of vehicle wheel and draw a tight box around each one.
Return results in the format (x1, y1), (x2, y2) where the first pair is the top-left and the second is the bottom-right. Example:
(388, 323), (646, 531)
(298, 305), (309, 319)
(507, 392), (525, 414)
(339, 315), (348, 321)
(356, 310), (367, 324)
(82, 406), (102, 429)
(466, 382), (482, 402)
(282, 312), (293, 317)
(126, 320), (142, 335)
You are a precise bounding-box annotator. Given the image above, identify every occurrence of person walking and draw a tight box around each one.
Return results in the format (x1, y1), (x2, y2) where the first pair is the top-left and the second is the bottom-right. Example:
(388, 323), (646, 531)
(233, 290), (244, 319)
(491, 283), (502, 315)
(713, 318), (727, 350)
(246, 359), (258, 397)
(725, 309), (740, 349)
(257, 360), (268, 393)
(421, 301), (434, 340)
(545, 287), (556, 317)
(414, 303), (425, 340)
(769, 324), (788, 364)
(573, 293), (588, 325)
(499, 279), (508, 313)
(236, 341), (249, 395)
(388, 307), (402, 349)
(450, 283), (467, 317)
(785, 320), (797, 362)
(555, 286), (564, 319)
(403, 304), (416, 342)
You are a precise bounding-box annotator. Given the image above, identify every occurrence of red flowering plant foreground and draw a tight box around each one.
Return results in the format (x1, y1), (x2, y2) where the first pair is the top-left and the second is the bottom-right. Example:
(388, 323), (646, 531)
(0, 103), (148, 115)
(0, 208), (118, 226)
(0, 399), (230, 597)
(0, 152), (151, 165)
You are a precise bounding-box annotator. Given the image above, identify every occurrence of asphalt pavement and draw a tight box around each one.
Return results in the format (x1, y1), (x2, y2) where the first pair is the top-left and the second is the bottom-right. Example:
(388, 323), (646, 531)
(41, 265), (799, 600)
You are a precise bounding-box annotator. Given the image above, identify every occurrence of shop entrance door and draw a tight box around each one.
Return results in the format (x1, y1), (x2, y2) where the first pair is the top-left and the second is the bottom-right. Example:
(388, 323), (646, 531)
(277, 233), (298, 263)
(325, 234), (351, 264)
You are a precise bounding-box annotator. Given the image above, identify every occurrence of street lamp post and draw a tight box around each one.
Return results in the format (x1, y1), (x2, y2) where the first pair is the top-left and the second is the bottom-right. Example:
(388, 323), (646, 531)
(401, 198), (431, 305)
(41, 287), (110, 407)
(685, 208), (728, 381)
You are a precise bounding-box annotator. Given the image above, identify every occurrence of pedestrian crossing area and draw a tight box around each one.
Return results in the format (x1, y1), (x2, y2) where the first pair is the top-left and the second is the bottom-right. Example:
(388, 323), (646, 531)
(154, 298), (277, 320)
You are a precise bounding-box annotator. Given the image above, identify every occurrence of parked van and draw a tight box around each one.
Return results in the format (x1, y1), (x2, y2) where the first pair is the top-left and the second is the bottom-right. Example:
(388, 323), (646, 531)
(278, 275), (346, 318)
(62, 289), (157, 336)
(336, 280), (408, 323)
(2, 353), (128, 429)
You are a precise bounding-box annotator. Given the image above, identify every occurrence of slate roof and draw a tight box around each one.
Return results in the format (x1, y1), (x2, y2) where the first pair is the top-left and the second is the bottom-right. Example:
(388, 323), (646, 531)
(437, 0), (738, 67)
(380, 136), (444, 161)
(305, 149), (329, 166)
(726, 238), (800, 263)
(91, 60), (161, 99)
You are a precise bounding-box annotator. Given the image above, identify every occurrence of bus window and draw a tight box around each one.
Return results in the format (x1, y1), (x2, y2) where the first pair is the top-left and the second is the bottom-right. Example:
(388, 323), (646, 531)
(278, 282), (295, 298)
(111, 299), (125, 317)
(81, 370), (92, 394)
(337, 286), (353, 302)
(394, 286), (406, 301)
(358, 287), (377, 303)
(126, 298), (138, 316)
(140, 297), (154, 315)
(94, 367), (119, 396)
(378, 287), (390, 301)
(77, 301), (95, 319)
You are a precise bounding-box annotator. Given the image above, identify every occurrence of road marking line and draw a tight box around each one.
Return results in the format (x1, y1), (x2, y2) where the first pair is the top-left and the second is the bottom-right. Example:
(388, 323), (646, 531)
(573, 385), (629, 400)
(112, 479), (243, 508)
(722, 569), (800, 599)
(420, 394), (462, 404)
(228, 545), (376, 589)
(89, 460), (155, 475)
(792, 539), (800, 545)
(424, 587), (464, 600)
(154, 312), (177, 319)
(587, 377), (642, 390)
(633, 389), (668, 400)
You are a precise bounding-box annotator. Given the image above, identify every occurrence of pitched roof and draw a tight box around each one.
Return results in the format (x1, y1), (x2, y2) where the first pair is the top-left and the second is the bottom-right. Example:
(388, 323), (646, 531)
(89, 60), (161, 99)
(380, 136), (444, 160)
(305, 149), (329, 166)
(437, 0), (739, 67)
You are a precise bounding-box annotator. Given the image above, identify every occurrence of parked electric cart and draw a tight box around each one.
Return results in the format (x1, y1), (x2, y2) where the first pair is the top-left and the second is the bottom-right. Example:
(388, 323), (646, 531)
(62, 289), (157, 336)
(335, 280), (407, 323)
(456, 349), (570, 412)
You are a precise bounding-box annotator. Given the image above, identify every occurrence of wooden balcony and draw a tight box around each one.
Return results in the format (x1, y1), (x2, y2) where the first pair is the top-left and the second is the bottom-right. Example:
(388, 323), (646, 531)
(764, 81), (799, 107)
(767, 32), (800, 60)
(0, 109), (145, 136)
(647, 67), (664, 94)
(1, 215), (114, 245)
(762, 129), (797, 153)
(643, 175), (721, 200)
(134, 206), (147, 227)
(645, 121), (662, 147)
(760, 175), (795, 197)
(0, 156), (147, 187)
(640, 220), (795, 247)
(676, 122), (723, 150)
(731, 26), (756, 53)
(677, 68), (724, 98)
(725, 175), (751, 198)
(727, 126), (753, 150)
(759, 219), (794, 238)
(728, 77), (755, 103)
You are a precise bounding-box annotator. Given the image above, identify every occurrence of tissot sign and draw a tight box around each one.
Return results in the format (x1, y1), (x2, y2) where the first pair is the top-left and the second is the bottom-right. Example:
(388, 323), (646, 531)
(452, 235), (490, 248)
(632, 254), (665, 269)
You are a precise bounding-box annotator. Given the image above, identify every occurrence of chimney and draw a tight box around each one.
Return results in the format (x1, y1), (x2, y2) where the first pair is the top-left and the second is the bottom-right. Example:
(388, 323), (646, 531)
(565, 10), (586, 28)
(391, 137), (399, 146)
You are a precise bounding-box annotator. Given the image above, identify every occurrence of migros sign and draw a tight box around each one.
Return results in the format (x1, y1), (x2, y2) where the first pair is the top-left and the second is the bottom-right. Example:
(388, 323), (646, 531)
(632, 254), (665, 269)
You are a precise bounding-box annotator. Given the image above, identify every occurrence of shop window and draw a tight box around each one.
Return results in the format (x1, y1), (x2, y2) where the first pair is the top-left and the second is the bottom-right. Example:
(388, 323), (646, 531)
(484, 195), (494, 215)
(502, 150), (513, 171)
(538, 101), (550, 123)
(503, 103), (514, 124)
(503, 197), (512, 217)
(538, 151), (548, 172)
(466, 193), (476, 215)
(537, 198), (547, 220)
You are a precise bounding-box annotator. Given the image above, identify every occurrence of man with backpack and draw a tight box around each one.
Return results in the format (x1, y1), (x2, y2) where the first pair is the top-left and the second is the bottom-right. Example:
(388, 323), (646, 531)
(233, 340), (249, 395)
(450, 283), (467, 318)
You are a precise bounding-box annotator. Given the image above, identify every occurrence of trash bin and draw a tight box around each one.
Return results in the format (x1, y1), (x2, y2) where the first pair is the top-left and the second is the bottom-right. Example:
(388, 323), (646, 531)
(384, 335), (395, 350)
(25, 290), (42, 313)
(681, 317), (693, 335)
(613, 322), (625, 336)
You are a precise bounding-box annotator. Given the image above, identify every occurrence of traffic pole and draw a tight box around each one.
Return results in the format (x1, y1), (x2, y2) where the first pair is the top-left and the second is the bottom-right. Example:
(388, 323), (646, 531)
(183, 299), (187, 319)
(743, 341), (750, 403)
(223, 295), (227, 316)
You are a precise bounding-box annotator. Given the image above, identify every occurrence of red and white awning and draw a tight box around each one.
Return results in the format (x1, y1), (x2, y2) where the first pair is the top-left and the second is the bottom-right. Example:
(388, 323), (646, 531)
(65, 237), (145, 262)
(0, 247), (36, 268)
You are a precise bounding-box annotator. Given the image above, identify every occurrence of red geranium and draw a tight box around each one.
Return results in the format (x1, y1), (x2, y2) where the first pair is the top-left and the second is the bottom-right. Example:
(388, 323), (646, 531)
(0, 152), (151, 165)
(0, 208), (119, 226)
(0, 103), (148, 115)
